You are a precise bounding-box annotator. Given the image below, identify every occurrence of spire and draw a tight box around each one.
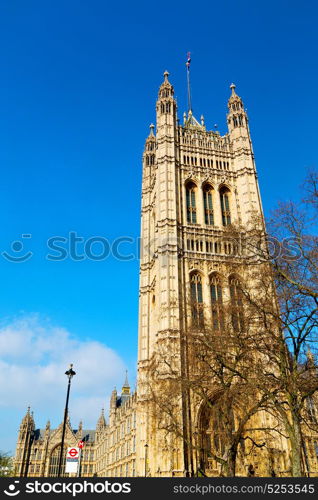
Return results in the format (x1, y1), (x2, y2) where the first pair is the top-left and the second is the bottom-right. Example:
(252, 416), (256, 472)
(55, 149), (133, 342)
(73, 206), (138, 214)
(230, 83), (237, 96)
(21, 406), (32, 423)
(78, 420), (83, 435)
(306, 348), (315, 367)
(144, 122), (156, 159)
(146, 123), (155, 143)
(156, 70), (177, 132)
(20, 406), (34, 431)
(110, 387), (117, 409)
(228, 83), (242, 105)
(96, 408), (106, 431)
(227, 83), (248, 135)
(122, 370), (130, 395)
(158, 70), (175, 99)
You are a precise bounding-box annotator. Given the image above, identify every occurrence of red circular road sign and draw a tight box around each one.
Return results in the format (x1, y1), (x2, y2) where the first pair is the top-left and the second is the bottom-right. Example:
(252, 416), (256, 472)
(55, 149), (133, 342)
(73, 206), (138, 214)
(69, 448), (78, 458)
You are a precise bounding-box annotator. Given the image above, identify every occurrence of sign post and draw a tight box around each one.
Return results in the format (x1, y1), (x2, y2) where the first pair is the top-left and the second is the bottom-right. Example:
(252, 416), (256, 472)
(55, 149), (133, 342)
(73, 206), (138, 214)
(77, 440), (84, 477)
(65, 447), (80, 474)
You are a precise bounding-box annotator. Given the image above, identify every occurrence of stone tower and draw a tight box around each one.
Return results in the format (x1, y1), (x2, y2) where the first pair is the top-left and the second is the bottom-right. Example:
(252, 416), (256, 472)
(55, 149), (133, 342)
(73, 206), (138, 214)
(15, 407), (35, 476)
(136, 71), (264, 476)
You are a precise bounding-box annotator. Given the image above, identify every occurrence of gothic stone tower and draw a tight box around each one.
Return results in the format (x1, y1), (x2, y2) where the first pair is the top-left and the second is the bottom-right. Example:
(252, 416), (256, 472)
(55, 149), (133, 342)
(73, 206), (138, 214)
(136, 71), (264, 477)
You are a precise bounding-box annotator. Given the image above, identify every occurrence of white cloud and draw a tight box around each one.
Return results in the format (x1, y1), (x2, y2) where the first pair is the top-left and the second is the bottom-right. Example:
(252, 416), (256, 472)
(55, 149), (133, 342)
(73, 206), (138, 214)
(0, 315), (126, 447)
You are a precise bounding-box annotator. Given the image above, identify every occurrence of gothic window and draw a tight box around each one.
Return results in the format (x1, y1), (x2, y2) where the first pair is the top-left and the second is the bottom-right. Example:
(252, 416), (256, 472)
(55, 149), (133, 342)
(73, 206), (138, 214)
(229, 276), (244, 332)
(160, 103), (164, 114)
(199, 402), (235, 474)
(210, 274), (223, 331)
(160, 89), (170, 98)
(203, 185), (214, 225)
(48, 445), (67, 477)
(186, 182), (197, 224)
(165, 102), (171, 113)
(220, 187), (231, 226)
(190, 272), (204, 327)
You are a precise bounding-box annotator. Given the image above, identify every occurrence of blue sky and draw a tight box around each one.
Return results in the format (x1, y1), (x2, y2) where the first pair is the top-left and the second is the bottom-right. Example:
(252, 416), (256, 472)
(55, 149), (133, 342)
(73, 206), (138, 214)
(0, 0), (317, 453)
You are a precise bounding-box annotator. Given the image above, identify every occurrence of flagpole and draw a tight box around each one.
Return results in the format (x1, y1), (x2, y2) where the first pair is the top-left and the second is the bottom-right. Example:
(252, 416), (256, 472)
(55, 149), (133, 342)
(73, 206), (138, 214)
(186, 52), (192, 113)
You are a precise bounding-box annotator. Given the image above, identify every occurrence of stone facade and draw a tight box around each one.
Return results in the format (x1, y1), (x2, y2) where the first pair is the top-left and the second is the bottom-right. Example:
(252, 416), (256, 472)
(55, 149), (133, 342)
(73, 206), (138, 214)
(14, 408), (96, 477)
(14, 71), (318, 477)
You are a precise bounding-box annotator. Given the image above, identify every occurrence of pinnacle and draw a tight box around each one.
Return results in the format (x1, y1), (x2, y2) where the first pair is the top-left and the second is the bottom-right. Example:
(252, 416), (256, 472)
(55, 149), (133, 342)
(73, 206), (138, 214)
(230, 83), (236, 96)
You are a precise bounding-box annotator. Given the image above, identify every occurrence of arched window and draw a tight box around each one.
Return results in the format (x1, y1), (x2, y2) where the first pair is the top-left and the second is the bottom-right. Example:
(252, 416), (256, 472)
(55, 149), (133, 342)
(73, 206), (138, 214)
(220, 187), (231, 226)
(210, 274), (223, 331)
(229, 276), (244, 331)
(49, 444), (67, 477)
(199, 401), (235, 475)
(190, 272), (204, 326)
(186, 182), (197, 224)
(203, 185), (214, 225)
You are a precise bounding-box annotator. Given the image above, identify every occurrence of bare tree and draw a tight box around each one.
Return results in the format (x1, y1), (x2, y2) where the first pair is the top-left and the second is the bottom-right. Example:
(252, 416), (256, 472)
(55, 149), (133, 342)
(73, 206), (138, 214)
(228, 170), (318, 476)
(147, 170), (318, 477)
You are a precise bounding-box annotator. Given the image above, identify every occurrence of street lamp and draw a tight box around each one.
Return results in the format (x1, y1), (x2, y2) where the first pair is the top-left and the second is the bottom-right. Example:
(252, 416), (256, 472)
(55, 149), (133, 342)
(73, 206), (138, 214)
(144, 443), (148, 477)
(57, 363), (76, 477)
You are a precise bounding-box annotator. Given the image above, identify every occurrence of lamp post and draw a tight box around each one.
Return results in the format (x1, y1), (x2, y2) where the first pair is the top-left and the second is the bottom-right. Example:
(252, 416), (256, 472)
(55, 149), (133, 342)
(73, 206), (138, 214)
(57, 364), (76, 477)
(144, 443), (148, 477)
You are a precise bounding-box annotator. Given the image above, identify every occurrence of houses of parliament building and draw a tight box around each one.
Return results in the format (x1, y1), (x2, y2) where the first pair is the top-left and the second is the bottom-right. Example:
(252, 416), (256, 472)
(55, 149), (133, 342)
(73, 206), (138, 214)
(14, 69), (318, 477)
